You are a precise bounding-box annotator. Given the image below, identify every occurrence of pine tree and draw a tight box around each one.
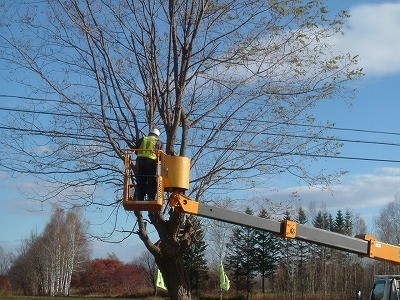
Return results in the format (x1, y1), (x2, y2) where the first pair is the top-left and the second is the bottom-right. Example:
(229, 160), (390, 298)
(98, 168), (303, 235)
(254, 209), (281, 293)
(226, 207), (257, 295)
(182, 218), (208, 295)
(327, 213), (334, 231)
(333, 209), (355, 294)
(312, 210), (332, 231)
(312, 210), (331, 296)
(344, 209), (353, 236)
(312, 211), (325, 229)
(333, 210), (345, 234)
(280, 211), (298, 299)
(296, 207), (309, 297)
(226, 227), (245, 293)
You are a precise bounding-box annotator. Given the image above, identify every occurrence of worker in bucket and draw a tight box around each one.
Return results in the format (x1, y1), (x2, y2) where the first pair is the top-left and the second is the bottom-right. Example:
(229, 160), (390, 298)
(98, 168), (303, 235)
(136, 127), (163, 201)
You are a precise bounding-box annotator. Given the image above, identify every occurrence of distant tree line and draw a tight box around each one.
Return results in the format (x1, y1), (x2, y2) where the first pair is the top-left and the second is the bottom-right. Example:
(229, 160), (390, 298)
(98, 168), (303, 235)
(223, 202), (400, 300)
(72, 254), (147, 296)
(0, 209), (210, 297)
(2, 197), (400, 299)
(6, 208), (90, 296)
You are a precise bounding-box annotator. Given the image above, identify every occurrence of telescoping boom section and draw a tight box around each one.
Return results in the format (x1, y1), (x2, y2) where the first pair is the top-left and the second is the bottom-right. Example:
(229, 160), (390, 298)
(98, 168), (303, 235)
(122, 151), (400, 265)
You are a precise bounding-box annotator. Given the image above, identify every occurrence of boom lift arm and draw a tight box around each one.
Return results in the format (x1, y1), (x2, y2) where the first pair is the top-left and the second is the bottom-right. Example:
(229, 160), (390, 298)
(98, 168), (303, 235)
(123, 150), (400, 265)
(169, 191), (400, 264)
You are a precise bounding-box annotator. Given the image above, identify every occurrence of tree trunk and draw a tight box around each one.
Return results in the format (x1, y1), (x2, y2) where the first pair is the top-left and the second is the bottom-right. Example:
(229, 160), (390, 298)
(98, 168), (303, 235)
(158, 253), (191, 300)
(134, 210), (194, 300)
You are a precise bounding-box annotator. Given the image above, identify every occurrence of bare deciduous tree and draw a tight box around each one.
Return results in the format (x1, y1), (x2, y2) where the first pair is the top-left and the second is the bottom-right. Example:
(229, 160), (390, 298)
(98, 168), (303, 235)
(0, 245), (14, 276)
(7, 209), (89, 296)
(134, 251), (158, 295)
(375, 193), (400, 245)
(0, 1), (362, 299)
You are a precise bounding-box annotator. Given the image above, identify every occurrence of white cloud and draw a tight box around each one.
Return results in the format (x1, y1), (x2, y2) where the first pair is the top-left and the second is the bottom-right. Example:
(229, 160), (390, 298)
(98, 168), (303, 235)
(334, 1), (400, 77)
(267, 167), (400, 213)
(378, 167), (400, 176)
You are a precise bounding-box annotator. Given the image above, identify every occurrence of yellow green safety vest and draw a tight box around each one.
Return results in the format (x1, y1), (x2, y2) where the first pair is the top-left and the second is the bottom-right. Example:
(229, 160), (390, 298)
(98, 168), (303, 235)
(137, 136), (159, 160)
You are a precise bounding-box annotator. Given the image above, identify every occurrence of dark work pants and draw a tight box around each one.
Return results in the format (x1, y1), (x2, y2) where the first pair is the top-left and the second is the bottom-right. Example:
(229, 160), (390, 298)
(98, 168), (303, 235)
(136, 157), (157, 201)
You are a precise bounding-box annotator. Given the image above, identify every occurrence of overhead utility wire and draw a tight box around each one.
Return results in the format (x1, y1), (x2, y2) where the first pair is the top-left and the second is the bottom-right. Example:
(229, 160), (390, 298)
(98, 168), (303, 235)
(188, 144), (400, 164)
(195, 124), (400, 148)
(1, 94), (400, 137)
(1, 123), (400, 164)
(1, 105), (400, 149)
(0, 105), (71, 117)
(0, 124), (98, 141)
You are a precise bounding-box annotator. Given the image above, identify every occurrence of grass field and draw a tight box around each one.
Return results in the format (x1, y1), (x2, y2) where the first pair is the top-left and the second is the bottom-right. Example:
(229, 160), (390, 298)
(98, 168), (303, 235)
(0, 297), (137, 300)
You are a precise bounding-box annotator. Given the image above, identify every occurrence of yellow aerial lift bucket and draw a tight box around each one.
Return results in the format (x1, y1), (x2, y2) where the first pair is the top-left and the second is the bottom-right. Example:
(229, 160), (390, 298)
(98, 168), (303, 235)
(162, 155), (190, 192)
(122, 151), (190, 211)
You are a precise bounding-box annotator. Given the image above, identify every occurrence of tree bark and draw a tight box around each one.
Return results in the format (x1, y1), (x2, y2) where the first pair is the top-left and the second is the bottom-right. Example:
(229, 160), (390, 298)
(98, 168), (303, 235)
(134, 209), (194, 300)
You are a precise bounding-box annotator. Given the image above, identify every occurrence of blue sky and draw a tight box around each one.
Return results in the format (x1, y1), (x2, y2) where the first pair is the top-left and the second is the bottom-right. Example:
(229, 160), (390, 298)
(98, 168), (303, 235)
(1, 0), (400, 262)
(263, 1), (400, 228)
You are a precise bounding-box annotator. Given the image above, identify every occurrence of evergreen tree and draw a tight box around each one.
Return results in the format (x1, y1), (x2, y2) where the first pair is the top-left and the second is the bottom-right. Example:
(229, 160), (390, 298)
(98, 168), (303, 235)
(280, 211), (298, 299)
(311, 210), (331, 295)
(312, 211), (325, 229)
(254, 209), (281, 293)
(313, 210), (332, 231)
(182, 218), (208, 295)
(334, 210), (346, 234)
(344, 209), (353, 236)
(226, 207), (257, 295)
(327, 213), (334, 231)
(296, 207), (309, 297)
(332, 210), (350, 293)
(226, 227), (245, 293)
(297, 207), (307, 225)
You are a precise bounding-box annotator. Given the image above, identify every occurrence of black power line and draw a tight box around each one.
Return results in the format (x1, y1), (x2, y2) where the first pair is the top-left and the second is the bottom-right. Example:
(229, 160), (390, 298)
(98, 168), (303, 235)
(1, 93), (400, 136)
(1, 124), (400, 164)
(1, 94), (400, 164)
(1, 103), (400, 148)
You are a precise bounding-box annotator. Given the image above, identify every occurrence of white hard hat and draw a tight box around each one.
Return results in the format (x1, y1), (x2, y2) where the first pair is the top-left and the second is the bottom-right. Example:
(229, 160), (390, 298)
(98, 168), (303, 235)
(149, 128), (160, 137)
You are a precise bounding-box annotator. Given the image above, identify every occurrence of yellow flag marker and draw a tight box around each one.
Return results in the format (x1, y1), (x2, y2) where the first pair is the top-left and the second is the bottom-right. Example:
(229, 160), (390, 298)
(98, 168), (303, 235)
(220, 261), (230, 291)
(157, 269), (167, 290)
